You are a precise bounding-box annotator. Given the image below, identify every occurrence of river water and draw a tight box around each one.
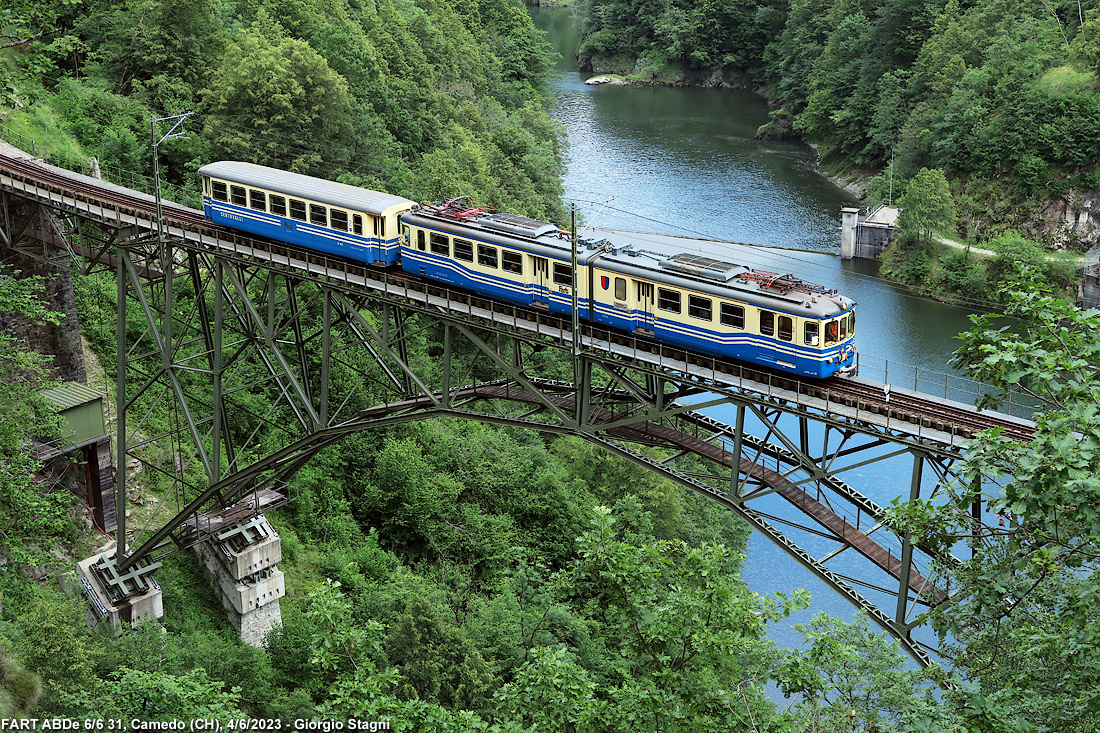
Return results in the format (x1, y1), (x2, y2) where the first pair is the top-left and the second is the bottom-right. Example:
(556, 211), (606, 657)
(530, 6), (992, 651)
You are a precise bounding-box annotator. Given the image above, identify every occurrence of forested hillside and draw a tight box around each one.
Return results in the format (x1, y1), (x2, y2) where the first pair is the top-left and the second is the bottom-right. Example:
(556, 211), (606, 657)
(3, 0), (1099, 729)
(2, 0), (563, 218)
(575, 0), (1100, 244)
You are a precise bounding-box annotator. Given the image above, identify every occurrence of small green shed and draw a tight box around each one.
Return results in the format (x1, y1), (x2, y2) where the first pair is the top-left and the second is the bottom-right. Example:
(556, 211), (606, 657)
(36, 382), (116, 532)
(38, 382), (108, 448)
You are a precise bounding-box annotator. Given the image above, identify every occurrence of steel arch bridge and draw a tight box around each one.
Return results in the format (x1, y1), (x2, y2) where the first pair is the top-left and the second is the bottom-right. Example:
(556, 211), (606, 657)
(1, 148), (1035, 666)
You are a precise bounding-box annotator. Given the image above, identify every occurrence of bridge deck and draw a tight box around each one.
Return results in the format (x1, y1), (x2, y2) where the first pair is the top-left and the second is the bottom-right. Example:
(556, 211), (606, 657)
(0, 151), (1033, 455)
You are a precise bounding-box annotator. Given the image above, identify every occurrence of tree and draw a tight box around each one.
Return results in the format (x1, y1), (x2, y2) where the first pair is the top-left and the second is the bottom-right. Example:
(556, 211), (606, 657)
(60, 667), (243, 722)
(1069, 10), (1100, 72)
(12, 594), (101, 707)
(778, 614), (950, 731)
(897, 167), (956, 244)
(887, 270), (1100, 731)
(201, 10), (355, 176)
(540, 506), (803, 731)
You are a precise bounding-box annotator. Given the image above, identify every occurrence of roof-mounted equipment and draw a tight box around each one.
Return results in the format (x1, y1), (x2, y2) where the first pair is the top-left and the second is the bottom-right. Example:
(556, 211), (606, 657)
(739, 270), (838, 296)
(659, 253), (749, 282)
(421, 196), (495, 221)
(482, 212), (560, 238)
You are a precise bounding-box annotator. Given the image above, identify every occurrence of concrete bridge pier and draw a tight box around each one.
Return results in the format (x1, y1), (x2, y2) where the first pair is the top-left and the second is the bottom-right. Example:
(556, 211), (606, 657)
(71, 543), (164, 632)
(190, 515), (285, 646)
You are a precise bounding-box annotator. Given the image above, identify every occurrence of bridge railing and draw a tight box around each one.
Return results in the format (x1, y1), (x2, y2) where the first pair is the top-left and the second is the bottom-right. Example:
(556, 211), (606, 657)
(856, 352), (1034, 420)
(0, 123), (39, 157)
(0, 124), (201, 209)
(0, 150), (1036, 432)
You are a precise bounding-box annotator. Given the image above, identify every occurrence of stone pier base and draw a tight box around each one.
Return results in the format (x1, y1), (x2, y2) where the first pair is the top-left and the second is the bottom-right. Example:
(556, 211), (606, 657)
(190, 515), (285, 646)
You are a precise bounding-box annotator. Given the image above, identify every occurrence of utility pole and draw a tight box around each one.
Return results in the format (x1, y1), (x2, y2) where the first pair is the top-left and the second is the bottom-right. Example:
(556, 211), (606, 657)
(888, 149), (895, 207)
(115, 112), (191, 561)
(149, 112), (192, 350)
(571, 203), (580, 360)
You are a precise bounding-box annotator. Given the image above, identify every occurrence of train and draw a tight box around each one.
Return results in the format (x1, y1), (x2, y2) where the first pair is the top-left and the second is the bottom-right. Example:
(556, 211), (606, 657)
(197, 161), (857, 378)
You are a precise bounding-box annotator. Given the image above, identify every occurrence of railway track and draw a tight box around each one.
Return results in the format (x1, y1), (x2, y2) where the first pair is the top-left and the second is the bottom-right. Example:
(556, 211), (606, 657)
(1, 152), (1034, 444)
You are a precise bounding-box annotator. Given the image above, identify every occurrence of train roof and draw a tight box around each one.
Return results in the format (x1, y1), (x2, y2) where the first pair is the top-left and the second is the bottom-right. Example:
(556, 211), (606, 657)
(404, 206), (855, 318)
(198, 161), (416, 218)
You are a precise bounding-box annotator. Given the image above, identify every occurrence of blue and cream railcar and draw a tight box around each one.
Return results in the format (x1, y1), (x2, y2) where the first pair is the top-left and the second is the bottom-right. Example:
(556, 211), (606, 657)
(584, 251), (857, 377)
(198, 162), (415, 265)
(400, 206), (586, 318)
(400, 203), (856, 378)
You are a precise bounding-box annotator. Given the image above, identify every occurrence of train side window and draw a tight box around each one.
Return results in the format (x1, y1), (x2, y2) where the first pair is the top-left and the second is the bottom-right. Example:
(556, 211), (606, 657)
(380, 219), (386, 237)
(309, 204), (327, 227)
(614, 277), (626, 300)
(374, 218), (380, 236)
(688, 295), (712, 321)
(212, 181), (228, 202)
(203, 177), (210, 195)
(353, 214), (363, 235)
(249, 189), (266, 211)
(657, 288), (681, 314)
(847, 312), (855, 336)
(502, 250), (523, 274)
(417, 230), (426, 251)
(230, 185), (246, 206)
(553, 263), (572, 286)
(289, 199), (307, 221)
(760, 311), (775, 336)
(720, 303), (744, 329)
(478, 244), (498, 268)
(804, 321), (819, 346)
(454, 239), (473, 262)
(269, 195), (286, 217)
(430, 233), (449, 256)
(825, 320), (839, 344)
(331, 209), (349, 232)
(778, 315), (793, 341)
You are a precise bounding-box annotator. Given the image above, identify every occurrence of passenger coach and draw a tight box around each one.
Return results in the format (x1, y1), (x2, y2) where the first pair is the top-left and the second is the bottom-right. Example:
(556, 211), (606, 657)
(401, 201), (856, 378)
(199, 162), (415, 265)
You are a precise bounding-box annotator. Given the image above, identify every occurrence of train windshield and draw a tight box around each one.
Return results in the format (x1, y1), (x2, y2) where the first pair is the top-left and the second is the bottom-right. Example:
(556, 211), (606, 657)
(804, 321), (819, 346)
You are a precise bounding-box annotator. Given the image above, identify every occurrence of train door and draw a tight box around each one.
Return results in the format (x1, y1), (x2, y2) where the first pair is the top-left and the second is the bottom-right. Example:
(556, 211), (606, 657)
(634, 281), (655, 335)
(531, 256), (550, 309)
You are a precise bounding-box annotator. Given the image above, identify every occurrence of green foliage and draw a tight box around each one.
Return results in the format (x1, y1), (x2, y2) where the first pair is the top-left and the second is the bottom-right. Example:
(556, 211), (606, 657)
(1069, 10), (1100, 72)
(61, 667), (243, 722)
(0, 267), (75, 580)
(779, 614), (949, 731)
(74, 0), (226, 96)
(514, 507), (804, 731)
(576, 0), (774, 77)
(886, 271), (1100, 731)
(0, 642), (42, 716)
(897, 167), (956, 243)
(12, 593), (101, 707)
(201, 10), (356, 176)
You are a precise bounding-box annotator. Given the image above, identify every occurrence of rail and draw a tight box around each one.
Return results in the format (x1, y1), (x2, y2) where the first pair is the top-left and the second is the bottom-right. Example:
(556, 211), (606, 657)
(0, 124), (201, 208)
(0, 150), (1036, 447)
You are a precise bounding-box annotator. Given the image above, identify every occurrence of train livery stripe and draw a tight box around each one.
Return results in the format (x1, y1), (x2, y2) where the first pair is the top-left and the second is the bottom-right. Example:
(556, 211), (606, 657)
(403, 250), (853, 373)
